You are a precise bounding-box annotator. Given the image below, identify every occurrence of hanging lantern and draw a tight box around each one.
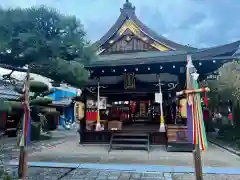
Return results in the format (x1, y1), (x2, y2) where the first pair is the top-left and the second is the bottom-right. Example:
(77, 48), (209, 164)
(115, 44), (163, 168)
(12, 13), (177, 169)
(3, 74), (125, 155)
(179, 98), (187, 118)
(75, 102), (85, 121)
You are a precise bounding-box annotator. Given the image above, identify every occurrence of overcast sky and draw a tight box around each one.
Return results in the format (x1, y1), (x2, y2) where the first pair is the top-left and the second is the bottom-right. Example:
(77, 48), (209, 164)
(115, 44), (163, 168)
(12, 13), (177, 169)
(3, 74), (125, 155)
(0, 0), (240, 48)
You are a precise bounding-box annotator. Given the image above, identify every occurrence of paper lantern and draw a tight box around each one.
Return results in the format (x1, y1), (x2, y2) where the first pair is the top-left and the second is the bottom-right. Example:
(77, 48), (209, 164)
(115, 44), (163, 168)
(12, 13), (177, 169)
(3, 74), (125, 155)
(179, 98), (187, 118)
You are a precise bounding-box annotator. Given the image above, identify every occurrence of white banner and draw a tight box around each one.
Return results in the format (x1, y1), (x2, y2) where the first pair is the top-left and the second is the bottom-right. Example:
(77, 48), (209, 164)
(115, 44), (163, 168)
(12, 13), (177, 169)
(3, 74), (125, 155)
(155, 93), (162, 103)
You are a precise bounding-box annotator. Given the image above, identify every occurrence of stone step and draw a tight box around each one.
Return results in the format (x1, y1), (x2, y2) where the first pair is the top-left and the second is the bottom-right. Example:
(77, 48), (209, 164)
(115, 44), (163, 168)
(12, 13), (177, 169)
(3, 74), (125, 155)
(167, 142), (193, 152)
(111, 143), (148, 149)
(112, 138), (148, 142)
(113, 133), (148, 137)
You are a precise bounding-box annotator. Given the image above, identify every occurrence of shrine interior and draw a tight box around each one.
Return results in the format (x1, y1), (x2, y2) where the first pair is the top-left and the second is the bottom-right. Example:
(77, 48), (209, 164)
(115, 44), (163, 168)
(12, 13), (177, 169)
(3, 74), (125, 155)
(85, 90), (180, 132)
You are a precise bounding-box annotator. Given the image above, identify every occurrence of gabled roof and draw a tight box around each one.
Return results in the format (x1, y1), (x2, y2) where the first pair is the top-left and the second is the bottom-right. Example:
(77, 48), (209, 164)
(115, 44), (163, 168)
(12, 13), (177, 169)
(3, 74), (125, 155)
(94, 0), (195, 52)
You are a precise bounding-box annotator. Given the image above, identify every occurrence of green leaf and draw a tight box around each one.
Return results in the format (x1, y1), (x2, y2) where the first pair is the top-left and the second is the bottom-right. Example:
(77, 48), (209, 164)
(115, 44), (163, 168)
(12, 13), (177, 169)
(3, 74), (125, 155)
(0, 6), (93, 87)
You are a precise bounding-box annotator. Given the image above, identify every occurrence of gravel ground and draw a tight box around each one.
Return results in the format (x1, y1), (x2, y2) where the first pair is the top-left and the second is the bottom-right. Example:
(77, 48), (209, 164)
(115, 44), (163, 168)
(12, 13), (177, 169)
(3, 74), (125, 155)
(172, 173), (240, 180)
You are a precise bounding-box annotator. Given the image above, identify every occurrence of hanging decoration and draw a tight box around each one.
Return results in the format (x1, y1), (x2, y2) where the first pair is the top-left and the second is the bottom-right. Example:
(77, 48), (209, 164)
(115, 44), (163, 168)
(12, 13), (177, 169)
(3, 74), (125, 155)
(156, 74), (165, 132)
(179, 98), (187, 119)
(184, 55), (208, 150)
(176, 55), (210, 180)
(99, 97), (107, 110)
(203, 92), (209, 108)
(95, 80), (104, 131)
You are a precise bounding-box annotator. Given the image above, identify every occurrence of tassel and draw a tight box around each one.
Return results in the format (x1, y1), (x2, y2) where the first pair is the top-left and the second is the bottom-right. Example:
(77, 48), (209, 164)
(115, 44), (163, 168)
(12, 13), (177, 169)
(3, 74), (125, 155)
(203, 91), (209, 108)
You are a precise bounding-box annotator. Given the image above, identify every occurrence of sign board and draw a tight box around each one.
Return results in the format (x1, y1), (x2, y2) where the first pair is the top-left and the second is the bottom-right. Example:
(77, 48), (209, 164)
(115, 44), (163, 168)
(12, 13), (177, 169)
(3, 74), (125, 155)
(124, 73), (135, 89)
(167, 125), (188, 143)
(87, 100), (96, 108)
(87, 97), (107, 109)
(99, 97), (107, 110)
(155, 93), (162, 103)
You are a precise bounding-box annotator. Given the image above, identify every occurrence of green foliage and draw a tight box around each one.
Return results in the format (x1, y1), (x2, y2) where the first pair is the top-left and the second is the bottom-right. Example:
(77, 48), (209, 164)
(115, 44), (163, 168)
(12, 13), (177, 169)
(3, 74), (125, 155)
(0, 168), (12, 180)
(207, 61), (240, 103)
(0, 101), (22, 112)
(0, 99), (12, 112)
(2, 80), (53, 112)
(30, 97), (52, 106)
(44, 58), (90, 87)
(29, 80), (49, 93)
(207, 61), (240, 139)
(0, 6), (94, 87)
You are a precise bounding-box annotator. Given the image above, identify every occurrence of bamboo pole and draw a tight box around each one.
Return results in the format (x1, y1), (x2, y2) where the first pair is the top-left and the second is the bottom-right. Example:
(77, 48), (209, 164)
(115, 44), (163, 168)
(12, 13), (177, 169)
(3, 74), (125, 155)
(18, 66), (30, 179)
(185, 55), (204, 180)
(176, 88), (210, 96)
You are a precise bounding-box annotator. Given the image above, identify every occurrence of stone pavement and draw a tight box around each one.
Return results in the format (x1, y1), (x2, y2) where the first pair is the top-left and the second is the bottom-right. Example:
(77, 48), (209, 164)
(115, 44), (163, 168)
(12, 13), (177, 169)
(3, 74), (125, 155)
(61, 169), (171, 180)
(2, 129), (240, 168)
(2, 130), (240, 179)
(172, 173), (240, 180)
(4, 166), (240, 180)
(0, 129), (77, 163)
(28, 135), (240, 168)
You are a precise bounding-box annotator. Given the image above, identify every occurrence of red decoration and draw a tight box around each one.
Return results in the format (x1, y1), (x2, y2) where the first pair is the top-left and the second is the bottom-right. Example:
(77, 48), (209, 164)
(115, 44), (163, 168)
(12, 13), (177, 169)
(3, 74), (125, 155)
(132, 101), (136, 113)
(86, 112), (97, 121)
(203, 92), (209, 108)
(228, 113), (233, 121)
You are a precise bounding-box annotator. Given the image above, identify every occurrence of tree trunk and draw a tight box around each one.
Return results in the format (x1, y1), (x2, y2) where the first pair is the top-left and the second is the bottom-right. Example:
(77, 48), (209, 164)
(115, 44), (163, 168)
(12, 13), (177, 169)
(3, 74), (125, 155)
(233, 101), (240, 133)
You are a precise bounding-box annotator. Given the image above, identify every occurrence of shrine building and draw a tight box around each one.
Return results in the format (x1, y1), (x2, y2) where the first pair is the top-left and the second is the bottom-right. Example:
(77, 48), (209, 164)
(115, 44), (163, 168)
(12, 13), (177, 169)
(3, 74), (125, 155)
(78, 0), (240, 152)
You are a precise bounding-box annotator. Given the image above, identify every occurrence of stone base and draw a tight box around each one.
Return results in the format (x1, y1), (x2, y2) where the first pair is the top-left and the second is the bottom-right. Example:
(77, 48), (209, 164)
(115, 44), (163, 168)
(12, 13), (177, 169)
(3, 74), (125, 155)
(167, 142), (193, 152)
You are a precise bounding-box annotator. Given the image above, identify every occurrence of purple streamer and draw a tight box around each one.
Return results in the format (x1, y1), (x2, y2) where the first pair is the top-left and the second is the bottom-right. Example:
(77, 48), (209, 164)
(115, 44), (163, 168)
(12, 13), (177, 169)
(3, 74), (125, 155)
(187, 103), (193, 143)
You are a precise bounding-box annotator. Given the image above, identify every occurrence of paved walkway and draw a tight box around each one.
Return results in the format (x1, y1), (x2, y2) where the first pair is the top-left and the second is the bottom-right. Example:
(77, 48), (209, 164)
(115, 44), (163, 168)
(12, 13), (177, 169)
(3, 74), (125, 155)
(0, 129), (77, 163)
(4, 166), (240, 180)
(2, 130), (240, 179)
(208, 134), (240, 156)
(26, 135), (240, 168)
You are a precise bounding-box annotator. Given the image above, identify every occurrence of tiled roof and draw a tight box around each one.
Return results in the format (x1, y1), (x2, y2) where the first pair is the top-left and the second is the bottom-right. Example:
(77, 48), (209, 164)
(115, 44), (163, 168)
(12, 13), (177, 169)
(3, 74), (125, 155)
(94, 0), (196, 51)
(0, 83), (21, 100)
(88, 41), (240, 67)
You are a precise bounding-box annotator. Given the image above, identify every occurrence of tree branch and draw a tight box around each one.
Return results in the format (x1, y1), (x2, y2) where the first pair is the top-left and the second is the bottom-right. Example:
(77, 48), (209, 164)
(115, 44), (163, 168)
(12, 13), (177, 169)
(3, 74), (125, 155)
(0, 64), (27, 73)
(2, 70), (14, 79)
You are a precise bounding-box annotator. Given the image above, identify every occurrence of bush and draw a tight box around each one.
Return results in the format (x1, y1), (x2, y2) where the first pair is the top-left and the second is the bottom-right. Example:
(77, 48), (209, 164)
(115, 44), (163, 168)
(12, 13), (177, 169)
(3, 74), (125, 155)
(0, 168), (13, 180)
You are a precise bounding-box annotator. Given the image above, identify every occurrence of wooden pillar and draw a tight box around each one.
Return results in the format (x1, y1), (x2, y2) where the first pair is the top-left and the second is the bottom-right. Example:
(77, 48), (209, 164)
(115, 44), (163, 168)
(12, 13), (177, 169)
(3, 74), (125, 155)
(79, 88), (87, 144)
(18, 66), (30, 179)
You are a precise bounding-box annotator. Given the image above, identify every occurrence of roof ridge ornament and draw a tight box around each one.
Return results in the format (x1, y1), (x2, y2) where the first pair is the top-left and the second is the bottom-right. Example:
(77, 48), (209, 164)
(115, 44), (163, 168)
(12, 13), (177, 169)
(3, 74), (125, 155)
(120, 0), (135, 15)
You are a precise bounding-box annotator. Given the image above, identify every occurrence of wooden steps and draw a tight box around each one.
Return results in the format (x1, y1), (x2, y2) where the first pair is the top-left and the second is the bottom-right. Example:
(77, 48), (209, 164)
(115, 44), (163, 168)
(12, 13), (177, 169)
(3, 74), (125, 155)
(108, 132), (150, 152)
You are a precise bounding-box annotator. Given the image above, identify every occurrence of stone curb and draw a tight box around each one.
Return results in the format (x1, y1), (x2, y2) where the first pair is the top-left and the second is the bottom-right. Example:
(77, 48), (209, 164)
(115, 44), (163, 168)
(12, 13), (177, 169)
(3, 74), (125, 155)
(7, 161), (240, 175)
